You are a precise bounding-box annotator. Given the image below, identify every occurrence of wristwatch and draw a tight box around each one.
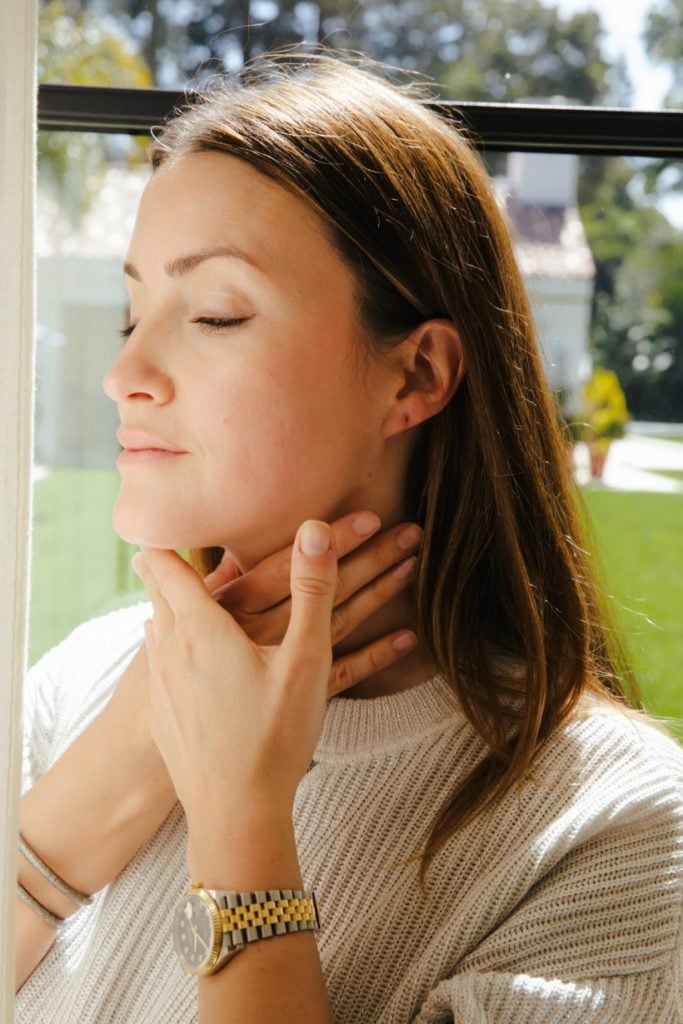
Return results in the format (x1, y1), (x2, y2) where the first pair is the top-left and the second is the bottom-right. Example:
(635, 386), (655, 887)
(172, 883), (321, 976)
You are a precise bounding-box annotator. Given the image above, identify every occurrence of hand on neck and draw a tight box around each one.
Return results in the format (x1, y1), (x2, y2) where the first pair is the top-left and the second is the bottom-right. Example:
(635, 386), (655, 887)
(332, 586), (440, 700)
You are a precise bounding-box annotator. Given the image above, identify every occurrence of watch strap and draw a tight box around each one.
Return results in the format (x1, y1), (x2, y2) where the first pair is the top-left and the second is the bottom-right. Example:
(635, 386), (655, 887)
(211, 887), (320, 948)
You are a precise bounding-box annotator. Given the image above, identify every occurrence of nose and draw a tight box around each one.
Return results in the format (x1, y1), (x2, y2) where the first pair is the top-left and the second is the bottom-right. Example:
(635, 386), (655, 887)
(102, 322), (174, 406)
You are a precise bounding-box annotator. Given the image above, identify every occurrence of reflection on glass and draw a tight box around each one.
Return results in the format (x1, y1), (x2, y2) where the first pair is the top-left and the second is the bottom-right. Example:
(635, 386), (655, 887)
(38, 0), (681, 111)
(34, 136), (683, 732)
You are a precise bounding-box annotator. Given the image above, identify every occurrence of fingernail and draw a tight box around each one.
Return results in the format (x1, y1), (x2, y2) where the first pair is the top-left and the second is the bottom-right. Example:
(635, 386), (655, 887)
(393, 631), (416, 653)
(397, 526), (422, 550)
(352, 512), (381, 536)
(393, 556), (417, 579)
(300, 520), (332, 556)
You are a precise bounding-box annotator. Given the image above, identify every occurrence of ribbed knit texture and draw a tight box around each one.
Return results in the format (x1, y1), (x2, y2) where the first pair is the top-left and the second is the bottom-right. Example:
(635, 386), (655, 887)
(15, 603), (683, 1023)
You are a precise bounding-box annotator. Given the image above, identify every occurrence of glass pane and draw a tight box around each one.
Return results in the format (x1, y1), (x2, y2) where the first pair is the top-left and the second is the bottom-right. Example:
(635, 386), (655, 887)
(34, 135), (683, 736)
(34, 131), (148, 666)
(38, 0), (681, 111)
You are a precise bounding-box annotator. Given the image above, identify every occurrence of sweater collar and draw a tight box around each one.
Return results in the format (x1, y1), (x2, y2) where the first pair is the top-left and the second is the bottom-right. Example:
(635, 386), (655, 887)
(313, 672), (464, 760)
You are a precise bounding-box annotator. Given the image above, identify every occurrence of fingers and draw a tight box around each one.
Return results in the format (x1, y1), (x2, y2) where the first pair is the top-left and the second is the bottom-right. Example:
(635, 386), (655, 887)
(330, 554), (417, 645)
(280, 521), (337, 675)
(133, 547), (237, 637)
(202, 550), (242, 597)
(132, 549), (175, 638)
(327, 629), (417, 698)
(332, 522), (422, 608)
(218, 509), (383, 616)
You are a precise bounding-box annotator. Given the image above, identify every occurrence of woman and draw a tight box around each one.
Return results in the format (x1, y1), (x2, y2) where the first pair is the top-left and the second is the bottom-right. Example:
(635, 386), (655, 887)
(15, 51), (683, 1022)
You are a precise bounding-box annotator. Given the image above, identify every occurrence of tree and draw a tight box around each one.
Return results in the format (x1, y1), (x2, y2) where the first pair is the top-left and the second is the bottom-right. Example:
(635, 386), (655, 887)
(617, 232), (683, 420)
(578, 148), (683, 421)
(38, 0), (152, 225)
(331, 0), (621, 107)
(588, 213), (683, 420)
(51, 0), (621, 107)
(570, 1), (683, 421)
(639, 0), (683, 218)
(644, 0), (683, 107)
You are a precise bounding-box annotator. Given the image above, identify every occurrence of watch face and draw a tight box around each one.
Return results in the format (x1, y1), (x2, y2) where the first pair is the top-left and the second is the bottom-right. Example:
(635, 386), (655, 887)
(173, 890), (222, 975)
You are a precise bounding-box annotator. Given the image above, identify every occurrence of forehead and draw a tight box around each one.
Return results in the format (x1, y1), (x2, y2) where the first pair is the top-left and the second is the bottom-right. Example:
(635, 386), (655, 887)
(132, 151), (343, 283)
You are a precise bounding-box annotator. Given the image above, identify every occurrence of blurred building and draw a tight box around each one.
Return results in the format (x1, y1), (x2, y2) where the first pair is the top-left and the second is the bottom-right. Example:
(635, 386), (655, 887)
(497, 151), (595, 416)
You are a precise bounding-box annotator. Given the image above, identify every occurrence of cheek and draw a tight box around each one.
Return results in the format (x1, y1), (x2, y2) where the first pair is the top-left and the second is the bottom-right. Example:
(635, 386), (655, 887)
(207, 355), (368, 493)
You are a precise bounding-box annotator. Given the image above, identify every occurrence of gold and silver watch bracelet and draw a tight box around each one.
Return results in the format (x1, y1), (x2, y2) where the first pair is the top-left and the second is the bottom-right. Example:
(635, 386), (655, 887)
(213, 887), (320, 942)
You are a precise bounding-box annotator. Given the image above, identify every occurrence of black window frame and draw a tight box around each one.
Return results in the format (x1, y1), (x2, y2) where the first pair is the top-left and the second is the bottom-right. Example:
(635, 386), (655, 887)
(38, 83), (683, 157)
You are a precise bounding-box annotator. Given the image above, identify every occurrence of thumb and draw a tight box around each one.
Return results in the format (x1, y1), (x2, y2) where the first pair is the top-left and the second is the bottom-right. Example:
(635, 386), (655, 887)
(281, 520), (337, 669)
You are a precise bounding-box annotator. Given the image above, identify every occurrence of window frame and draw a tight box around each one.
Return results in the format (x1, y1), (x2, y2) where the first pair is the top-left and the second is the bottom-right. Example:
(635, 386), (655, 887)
(38, 83), (683, 157)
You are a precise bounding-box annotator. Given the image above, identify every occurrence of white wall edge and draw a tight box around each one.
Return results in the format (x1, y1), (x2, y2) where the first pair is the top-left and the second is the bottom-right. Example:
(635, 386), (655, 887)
(0, 0), (37, 1013)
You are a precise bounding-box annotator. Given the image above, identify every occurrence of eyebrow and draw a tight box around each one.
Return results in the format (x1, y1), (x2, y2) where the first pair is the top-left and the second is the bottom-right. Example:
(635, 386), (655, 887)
(123, 245), (264, 282)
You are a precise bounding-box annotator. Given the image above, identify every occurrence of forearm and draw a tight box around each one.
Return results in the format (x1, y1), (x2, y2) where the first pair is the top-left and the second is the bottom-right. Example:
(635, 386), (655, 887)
(187, 818), (334, 1024)
(16, 684), (177, 992)
(20, 701), (176, 893)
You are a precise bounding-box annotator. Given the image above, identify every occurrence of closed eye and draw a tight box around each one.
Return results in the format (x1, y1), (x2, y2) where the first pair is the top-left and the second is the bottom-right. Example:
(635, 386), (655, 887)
(192, 317), (252, 334)
(117, 317), (251, 340)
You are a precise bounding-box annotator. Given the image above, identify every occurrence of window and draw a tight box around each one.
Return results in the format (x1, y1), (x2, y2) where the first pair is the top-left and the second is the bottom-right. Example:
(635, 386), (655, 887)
(35, 3), (683, 734)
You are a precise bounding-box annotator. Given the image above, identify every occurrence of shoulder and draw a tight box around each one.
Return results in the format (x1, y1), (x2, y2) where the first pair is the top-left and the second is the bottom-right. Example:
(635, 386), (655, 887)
(22, 601), (153, 783)
(464, 696), (683, 897)
(548, 697), (683, 799)
(443, 700), (683, 990)
(520, 698), (683, 881)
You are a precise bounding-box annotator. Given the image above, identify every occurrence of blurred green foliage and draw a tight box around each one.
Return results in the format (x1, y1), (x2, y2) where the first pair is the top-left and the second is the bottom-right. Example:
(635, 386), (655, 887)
(38, 0), (152, 225)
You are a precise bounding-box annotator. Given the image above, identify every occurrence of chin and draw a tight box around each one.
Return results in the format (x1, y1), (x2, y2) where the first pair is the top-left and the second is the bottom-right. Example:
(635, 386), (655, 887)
(112, 510), (203, 551)
(112, 484), (226, 549)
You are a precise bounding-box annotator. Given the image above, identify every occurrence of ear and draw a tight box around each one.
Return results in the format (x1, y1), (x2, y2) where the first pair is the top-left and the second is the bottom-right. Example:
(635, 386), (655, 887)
(380, 319), (465, 439)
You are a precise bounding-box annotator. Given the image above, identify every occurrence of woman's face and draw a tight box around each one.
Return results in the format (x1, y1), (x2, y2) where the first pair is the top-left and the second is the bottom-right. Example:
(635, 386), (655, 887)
(103, 151), (406, 569)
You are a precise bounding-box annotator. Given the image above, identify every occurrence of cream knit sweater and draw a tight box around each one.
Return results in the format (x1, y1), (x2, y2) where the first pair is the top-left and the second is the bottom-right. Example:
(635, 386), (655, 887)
(15, 603), (683, 1023)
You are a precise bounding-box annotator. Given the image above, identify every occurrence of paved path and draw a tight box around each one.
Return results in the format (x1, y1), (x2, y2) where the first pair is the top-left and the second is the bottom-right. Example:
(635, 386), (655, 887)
(573, 436), (683, 493)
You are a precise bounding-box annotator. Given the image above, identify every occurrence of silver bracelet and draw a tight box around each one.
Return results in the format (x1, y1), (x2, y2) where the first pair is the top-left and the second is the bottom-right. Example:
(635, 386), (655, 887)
(17, 881), (66, 930)
(18, 833), (93, 908)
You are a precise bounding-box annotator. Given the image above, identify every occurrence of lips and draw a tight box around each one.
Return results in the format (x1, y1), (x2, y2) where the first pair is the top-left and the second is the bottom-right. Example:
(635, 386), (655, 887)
(116, 428), (187, 453)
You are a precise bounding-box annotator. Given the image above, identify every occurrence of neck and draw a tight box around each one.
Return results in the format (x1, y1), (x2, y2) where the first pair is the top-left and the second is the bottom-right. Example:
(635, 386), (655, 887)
(332, 585), (439, 699)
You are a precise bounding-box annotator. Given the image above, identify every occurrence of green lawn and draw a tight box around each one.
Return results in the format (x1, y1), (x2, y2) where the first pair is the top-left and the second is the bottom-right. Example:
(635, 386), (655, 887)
(28, 469), (683, 734)
(578, 486), (683, 733)
(29, 468), (145, 667)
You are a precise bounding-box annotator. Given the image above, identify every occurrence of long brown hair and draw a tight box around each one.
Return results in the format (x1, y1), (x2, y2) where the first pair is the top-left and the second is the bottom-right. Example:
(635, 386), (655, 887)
(148, 49), (640, 895)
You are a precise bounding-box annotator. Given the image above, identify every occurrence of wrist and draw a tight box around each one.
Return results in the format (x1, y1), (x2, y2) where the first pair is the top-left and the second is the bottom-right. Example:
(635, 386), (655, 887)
(19, 706), (178, 902)
(186, 807), (301, 892)
(17, 849), (82, 921)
